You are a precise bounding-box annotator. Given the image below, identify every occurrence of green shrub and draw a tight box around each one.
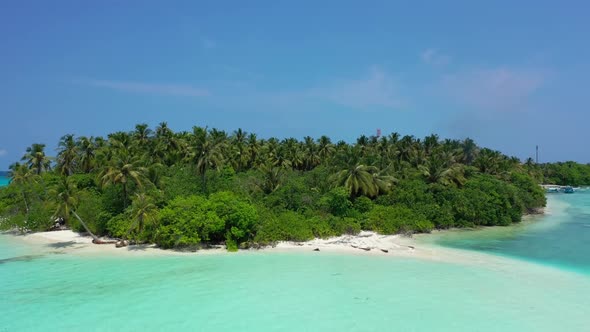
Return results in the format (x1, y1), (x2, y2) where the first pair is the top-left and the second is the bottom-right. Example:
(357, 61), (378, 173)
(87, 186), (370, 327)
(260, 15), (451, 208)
(363, 205), (433, 234)
(75, 190), (110, 235)
(320, 187), (353, 217)
(254, 210), (314, 243)
(353, 196), (374, 213)
(154, 193), (257, 250)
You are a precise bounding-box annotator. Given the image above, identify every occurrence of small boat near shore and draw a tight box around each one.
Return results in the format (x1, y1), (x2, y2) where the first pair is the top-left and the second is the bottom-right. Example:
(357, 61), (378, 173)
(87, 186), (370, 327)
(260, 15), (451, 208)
(542, 185), (577, 193)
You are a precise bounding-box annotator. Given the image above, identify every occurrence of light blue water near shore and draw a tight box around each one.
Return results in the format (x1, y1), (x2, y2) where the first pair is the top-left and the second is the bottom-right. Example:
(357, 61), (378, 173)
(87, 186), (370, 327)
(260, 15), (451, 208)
(426, 191), (590, 275)
(0, 176), (9, 187)
(1, 194), (590, 331)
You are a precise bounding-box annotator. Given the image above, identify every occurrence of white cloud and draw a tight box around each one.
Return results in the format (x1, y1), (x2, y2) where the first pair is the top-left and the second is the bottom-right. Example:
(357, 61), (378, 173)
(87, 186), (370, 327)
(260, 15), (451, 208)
(441, 67), (545, 111)
(420, 49), (452, 66)
(78, 79), (210, 97)
(309, 67), (404, 109)
(0, 149), (6, 157)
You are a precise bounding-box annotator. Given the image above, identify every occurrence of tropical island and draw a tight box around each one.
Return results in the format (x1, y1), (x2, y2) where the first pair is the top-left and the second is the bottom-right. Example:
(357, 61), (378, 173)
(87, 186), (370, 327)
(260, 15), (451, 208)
(1, 123), (588, 252)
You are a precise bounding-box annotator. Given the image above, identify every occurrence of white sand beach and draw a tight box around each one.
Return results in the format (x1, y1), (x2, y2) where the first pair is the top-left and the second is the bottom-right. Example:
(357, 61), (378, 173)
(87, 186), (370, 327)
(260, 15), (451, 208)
(13, 229), (435, 258)
(6, 219), (551, 271)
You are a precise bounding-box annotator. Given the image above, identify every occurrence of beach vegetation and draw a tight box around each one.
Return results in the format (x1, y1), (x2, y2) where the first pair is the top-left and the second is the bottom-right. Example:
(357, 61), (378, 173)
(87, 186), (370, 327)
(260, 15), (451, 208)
(0, 125), (559, 250)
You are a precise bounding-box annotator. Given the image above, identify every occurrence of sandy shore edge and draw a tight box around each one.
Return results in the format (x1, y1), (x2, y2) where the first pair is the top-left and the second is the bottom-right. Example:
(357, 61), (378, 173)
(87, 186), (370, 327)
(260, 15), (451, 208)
(8, 229), (426, 257)
(2, 229), (520, 270)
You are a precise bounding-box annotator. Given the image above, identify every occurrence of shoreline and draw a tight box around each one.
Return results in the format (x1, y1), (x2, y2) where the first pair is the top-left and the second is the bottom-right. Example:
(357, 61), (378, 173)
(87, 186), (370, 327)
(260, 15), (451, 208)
(3, 203), (552, 257)
(1, 198), (563, 270)
(5, 227), (582, 278)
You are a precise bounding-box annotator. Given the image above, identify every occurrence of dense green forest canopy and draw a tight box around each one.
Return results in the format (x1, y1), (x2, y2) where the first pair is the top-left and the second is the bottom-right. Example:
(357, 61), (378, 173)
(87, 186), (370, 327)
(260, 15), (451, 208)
(0, 123), (568, 251)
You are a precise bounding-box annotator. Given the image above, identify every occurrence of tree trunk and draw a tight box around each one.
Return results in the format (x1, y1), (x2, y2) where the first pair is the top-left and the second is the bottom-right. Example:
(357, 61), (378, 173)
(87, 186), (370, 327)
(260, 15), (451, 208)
(72, 210), (99, 242)
(201, 172), (207, 193)
(21, 190), (29, 214)
(122, 183), (128, 209)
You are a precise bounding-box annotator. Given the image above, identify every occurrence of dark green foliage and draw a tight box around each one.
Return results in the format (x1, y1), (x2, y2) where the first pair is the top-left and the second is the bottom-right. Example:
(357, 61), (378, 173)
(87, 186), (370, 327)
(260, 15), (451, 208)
(154, 193), (257, 251)
(460, 175), (523, 226)
(106, 213), (133, 239)
(207, 191), (258, 249)
(510, 172), (547, 212)
(541, 162), (590, 186)
(254, 210), (315, 243)
(328, 216), (361, 235)
(24, 201), (55, 231)
(363, 205), (434, 234)
(320, 187), (353, 217)
(75, 190), (110, 235)
(161, 165), (204, 201)
(353, 196), (374, 213)
(68, 174), (98, 191)
(156, 195), (223, 249)
(100, 185), (126, 216)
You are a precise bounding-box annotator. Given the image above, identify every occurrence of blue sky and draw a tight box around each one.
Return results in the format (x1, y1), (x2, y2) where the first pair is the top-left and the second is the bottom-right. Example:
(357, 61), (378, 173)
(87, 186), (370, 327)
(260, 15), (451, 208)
(1, 0), (589, 169)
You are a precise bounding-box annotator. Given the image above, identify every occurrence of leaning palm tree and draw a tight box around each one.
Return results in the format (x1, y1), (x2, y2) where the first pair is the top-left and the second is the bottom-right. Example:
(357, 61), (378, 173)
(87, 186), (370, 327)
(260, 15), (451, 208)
(50, 177), (100, 242)
(22, 143), (52, 175)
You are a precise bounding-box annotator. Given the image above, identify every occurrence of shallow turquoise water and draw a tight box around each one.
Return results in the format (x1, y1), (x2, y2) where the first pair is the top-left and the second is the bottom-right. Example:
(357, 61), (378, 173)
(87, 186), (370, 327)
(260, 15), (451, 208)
(1, 194), (590, 331)
(428, 191), (590, 274)
(0, 176), (8, 187)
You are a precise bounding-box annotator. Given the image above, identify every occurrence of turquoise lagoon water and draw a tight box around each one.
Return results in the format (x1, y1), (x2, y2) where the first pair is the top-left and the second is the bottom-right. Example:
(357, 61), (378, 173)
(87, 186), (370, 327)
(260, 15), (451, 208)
(0, 176), (9, 187)
(1, 194), (590, 331)
(426, 191), (590, 275)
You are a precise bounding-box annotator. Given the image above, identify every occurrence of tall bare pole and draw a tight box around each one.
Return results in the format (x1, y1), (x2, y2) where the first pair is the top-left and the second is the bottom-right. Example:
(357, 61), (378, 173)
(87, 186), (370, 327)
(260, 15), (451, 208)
(536, 145), (539, 164)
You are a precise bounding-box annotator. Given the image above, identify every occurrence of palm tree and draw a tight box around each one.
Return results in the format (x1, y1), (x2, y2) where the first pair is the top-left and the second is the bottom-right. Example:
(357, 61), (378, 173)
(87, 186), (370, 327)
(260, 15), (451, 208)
(50, 177), (100, 242)
(56, 134), (78, 176)
(333, 164), (380, 198)
(317, 135), (335, 163)
(231, 128), (248, 172)
(22, 143), (52, 175)
(423, 134), (440, 156)
(9, 162), (36, 213)
(187, 128), (225, 188)
(356, 135), (370, 157)
(302, 136), (320, 170)
(127, 193), (158, 243)
(371, 168), (397, 196)
(257, 161), (284, 194)
(419, 153), (465, 186)
(246, 133), (261, 168)
(100, 149), (146, 207)
(461, 138), (479, 165)
(133, 123), (153, 146)
(398, 136), (417, 164)
(474, 148), (502, 175)
(77, 136), (96, 173)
